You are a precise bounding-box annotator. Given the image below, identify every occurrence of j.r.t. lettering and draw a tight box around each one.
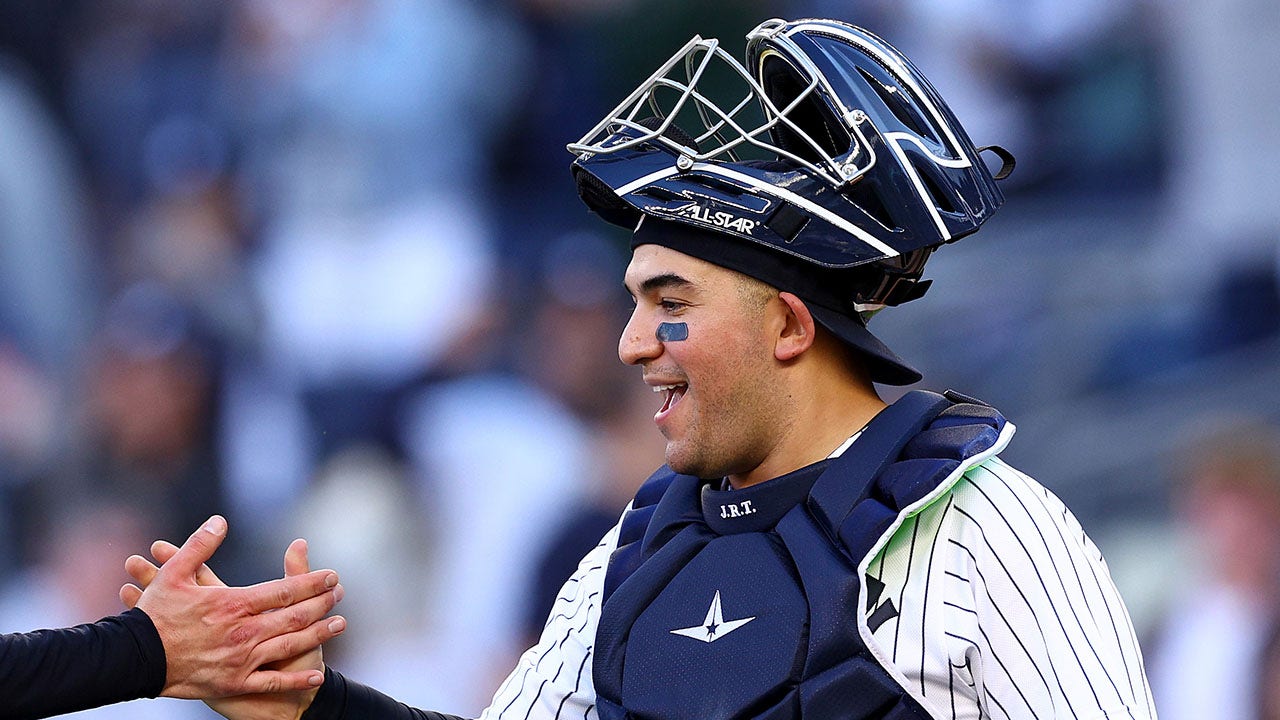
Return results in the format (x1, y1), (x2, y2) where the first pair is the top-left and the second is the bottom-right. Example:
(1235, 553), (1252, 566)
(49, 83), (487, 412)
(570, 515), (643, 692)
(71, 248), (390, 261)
(720, 501), (756, 519)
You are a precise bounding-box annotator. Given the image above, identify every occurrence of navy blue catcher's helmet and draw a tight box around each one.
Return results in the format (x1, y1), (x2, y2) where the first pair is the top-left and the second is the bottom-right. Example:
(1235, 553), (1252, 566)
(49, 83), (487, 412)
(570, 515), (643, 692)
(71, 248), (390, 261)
(569, 18), (1014, 384)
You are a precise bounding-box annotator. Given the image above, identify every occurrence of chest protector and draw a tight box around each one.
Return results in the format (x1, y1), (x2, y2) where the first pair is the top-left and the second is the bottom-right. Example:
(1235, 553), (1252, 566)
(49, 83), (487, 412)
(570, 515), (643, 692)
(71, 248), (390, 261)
(593, 391), (1006, 720)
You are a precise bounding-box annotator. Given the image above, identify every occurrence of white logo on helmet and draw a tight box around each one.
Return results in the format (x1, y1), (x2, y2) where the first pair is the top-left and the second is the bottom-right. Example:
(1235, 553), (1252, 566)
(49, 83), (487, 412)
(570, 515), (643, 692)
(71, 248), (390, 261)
(672, 202), (757, 235)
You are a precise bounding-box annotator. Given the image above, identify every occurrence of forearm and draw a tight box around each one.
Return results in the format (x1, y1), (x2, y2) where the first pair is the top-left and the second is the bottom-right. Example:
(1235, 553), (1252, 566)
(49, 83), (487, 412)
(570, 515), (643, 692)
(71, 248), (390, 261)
(302, 666), (468, 720)
(0, 607), (166, 720)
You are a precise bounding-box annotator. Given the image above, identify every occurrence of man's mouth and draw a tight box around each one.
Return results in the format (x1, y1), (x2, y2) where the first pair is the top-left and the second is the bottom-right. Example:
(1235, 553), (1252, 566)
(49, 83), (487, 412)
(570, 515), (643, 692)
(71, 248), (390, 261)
(652, 383), (688, 418)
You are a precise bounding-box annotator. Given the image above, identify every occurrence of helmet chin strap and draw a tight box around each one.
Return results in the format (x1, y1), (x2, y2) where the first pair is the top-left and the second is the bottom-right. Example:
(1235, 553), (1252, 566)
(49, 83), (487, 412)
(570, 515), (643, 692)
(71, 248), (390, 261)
(978, 145), (1017, 181)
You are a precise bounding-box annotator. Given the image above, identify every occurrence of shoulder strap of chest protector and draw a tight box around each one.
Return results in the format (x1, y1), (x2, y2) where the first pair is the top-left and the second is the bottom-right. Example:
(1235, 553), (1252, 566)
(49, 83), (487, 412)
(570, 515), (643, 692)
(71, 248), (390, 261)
(808, 389), (1005, 566)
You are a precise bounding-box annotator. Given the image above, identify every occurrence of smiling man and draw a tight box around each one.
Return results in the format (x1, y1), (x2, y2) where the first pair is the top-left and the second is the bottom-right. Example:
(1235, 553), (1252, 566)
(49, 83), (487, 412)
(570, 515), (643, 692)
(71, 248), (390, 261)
(520, 16), (1156, 720)
(178, 17), (1156, 720)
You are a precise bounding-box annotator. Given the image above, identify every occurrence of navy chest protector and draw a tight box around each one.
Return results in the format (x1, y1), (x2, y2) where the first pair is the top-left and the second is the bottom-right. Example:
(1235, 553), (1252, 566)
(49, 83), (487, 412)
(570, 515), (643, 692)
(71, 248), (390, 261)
(593, 391), (1006, 720)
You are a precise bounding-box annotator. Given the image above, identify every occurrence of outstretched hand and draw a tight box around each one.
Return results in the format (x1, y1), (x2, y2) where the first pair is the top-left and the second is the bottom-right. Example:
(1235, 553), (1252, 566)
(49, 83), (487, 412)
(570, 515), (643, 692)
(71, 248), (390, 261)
(118, 515), (345, 702)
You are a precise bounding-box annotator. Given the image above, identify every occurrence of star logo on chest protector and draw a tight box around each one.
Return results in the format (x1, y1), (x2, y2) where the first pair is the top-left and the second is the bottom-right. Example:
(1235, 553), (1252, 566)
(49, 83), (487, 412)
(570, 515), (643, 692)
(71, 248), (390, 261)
(670, 591), (756, 643)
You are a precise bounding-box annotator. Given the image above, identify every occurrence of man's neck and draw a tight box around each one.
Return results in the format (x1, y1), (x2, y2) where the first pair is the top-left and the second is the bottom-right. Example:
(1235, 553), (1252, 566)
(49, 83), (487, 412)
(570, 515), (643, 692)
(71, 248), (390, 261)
(727, 380), (886, 490)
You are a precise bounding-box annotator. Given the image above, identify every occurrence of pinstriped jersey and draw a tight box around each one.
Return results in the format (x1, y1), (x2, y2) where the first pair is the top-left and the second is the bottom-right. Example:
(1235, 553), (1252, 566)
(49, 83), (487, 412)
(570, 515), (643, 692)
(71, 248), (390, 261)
(480, 432), (1156, 720)
(867, 456), (1156, 719)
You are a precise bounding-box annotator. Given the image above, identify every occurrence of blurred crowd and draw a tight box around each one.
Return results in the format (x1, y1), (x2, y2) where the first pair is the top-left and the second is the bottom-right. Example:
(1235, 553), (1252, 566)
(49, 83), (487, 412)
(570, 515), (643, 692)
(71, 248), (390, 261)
(0, 0), (1277, 717)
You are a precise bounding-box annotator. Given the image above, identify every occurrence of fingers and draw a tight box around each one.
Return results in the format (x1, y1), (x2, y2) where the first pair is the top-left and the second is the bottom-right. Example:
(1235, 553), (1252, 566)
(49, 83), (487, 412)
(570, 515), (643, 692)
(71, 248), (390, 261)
(152, 540), (223, 586)
(239, 667), (327, 695)
(242, 568), (339, 615)
(163, 515), (228, 578)
(151, 540), (179, 563)
(252, 612), (348, 670)
(253, 582), (343, 638)
(120, 583), (142, 608)
(126, 554), (160, 587)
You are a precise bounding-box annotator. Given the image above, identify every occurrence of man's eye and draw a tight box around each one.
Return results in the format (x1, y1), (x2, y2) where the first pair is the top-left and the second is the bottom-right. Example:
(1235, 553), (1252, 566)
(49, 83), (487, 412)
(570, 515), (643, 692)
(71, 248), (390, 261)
(659, 300), (684, 312)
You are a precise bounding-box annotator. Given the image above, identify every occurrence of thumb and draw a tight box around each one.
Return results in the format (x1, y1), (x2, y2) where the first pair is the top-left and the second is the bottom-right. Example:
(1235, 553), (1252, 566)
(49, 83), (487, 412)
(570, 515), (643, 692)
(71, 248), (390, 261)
(162, 515), (228, 579)
(283, 538), (311, 578)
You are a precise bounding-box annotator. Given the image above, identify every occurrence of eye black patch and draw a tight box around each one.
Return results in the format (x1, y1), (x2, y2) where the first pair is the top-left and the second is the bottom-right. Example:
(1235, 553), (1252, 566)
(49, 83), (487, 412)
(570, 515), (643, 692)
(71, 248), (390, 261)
(656, 322), (688, 342)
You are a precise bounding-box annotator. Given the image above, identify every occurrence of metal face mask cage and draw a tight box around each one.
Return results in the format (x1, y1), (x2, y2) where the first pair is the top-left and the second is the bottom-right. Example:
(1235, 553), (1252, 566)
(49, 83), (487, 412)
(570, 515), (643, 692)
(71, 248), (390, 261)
(567, 25), (877, 189)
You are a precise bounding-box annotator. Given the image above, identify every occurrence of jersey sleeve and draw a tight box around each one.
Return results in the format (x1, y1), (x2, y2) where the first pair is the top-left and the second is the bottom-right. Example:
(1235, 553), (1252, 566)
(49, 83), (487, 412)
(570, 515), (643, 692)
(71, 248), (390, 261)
(0, 607), (166, 719)
(478, 518), (621, 720)
(945, 458), (1157, 719)
(303, 666), (469, 720)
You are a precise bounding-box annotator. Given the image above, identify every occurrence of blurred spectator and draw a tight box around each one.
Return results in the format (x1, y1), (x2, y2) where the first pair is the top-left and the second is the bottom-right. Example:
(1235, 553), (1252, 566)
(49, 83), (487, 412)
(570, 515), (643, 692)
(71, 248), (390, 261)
(0, 342), (60, 574)
(1155, 0), (1280, 291)
(0, 54), (97, 576)
(57, 284), (244, 579)
(1147, 419), (1280, 720)
(222, 0), (527, 214)
(513, 231), (633, 420)
(114, 178), (260, 354)
(395, 371), (590, 715)
(1144, 0), (1280, 394)
(304, 230), (636, 712)
(219, 0), (523, 468)
(488, 0), (617, 277)
(248, 195), (498, 452)
(62, 0), (231, 214)
(0, 78), (86, 495)
(0, 55), (97, 378)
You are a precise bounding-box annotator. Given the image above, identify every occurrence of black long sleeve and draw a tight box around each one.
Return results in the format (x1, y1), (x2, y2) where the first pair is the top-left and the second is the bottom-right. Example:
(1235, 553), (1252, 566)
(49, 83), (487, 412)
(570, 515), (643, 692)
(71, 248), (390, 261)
(0, 607), (167, 719)
(302, 666), (468, 720)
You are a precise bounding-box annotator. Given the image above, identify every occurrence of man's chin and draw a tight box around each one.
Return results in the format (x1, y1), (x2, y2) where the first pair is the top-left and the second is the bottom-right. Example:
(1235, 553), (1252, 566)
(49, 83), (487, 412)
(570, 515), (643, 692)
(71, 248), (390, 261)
(664, 445), (698, 476)
(665, 446), (723, 481)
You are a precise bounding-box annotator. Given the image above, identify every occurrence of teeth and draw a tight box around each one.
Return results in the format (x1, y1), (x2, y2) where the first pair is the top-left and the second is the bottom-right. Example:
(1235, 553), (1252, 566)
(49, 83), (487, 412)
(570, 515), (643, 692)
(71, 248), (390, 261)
(652, 384), (686, 393)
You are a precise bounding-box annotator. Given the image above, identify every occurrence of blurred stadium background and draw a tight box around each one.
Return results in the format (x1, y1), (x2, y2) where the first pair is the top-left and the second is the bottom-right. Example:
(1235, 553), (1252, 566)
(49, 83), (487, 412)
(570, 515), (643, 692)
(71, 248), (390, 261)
(1, 0), (1277, 717)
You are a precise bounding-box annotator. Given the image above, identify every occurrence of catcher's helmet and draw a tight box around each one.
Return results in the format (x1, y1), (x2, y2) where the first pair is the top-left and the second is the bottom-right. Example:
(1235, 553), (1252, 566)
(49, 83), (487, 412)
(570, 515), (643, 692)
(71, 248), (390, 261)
(570, 18), (1014, 383)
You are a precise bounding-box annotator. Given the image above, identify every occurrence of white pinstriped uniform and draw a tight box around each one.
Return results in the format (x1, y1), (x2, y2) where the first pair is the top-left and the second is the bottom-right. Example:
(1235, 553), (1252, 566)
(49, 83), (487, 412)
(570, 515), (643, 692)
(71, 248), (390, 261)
(868, 456), (1156, 719)
(480, 426), (1157, 720)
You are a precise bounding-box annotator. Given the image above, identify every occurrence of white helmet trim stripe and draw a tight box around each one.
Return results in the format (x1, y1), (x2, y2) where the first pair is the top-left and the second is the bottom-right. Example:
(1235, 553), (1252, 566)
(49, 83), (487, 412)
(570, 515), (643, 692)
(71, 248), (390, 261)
(784, 21), (973, 166)
(695, 164), (900, 257)
(614, 163), (900, 258)
(615, 166), (684, 196)
(886, 131), (953, 241)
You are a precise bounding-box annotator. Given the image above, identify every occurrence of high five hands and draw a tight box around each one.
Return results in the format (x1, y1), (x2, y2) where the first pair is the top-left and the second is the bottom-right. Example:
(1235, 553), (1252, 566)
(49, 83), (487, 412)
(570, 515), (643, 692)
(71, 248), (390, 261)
(118, 515), (344, 717)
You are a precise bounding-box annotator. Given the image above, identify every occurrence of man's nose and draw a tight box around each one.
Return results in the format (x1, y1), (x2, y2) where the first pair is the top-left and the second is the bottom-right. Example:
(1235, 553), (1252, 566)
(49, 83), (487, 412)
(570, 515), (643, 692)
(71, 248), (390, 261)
(618, 311), (661, 366)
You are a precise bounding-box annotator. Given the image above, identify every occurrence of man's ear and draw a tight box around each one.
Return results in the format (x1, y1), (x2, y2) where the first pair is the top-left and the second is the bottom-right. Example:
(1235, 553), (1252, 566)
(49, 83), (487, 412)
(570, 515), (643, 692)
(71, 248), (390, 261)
(775, 292), (817, 361)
